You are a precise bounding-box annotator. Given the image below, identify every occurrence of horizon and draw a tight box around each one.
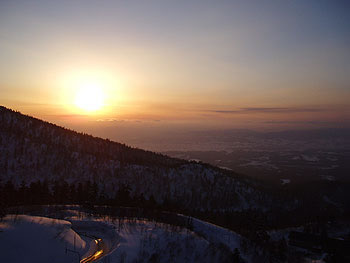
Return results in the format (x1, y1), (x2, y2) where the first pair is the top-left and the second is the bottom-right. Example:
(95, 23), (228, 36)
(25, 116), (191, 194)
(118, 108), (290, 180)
(2, 105), (350, 153)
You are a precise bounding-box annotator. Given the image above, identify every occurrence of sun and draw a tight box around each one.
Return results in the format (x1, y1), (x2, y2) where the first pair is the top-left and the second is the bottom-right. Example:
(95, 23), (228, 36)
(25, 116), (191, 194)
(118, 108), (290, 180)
(75, 83), (105, 112)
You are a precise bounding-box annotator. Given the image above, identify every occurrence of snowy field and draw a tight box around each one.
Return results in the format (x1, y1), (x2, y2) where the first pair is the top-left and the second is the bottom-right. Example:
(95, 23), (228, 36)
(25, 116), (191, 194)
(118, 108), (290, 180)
(92, 219), (239, 263)
(63, 209), (244, 262)
(0, 210), (245, 263)
(0, 215), (86, 263)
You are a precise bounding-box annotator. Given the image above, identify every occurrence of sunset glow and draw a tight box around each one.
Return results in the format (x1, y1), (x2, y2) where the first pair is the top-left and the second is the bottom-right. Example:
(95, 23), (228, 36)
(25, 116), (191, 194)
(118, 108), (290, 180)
(0, 0), (349, 129)
(74, 83), (105, 113)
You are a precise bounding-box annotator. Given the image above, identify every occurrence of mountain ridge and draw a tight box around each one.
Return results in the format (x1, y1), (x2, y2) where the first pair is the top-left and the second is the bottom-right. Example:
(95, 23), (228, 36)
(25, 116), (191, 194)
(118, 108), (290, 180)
(0, 105), (267, 213)
(2, 105), (350, 239)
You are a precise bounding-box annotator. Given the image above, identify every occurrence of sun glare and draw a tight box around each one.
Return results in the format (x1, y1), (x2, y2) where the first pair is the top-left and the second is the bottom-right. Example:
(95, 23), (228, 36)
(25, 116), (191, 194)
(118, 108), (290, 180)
(75, 83), (105, 112)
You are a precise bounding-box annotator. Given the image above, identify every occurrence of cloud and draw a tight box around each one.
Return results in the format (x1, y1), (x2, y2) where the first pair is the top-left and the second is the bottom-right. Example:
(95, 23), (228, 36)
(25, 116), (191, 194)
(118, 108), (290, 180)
(207, 107), (325, 114)
(51, 114), (89, 118)
(209, 110), (241, 114)
(96, 118), (162, 123)
(263, 120), (332, 124)
(96, 118), (121, 122)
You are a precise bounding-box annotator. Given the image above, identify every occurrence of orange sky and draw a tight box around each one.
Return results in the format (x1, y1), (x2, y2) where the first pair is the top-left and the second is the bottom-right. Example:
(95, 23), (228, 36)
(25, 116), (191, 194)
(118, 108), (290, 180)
(0, 1), (349, 130)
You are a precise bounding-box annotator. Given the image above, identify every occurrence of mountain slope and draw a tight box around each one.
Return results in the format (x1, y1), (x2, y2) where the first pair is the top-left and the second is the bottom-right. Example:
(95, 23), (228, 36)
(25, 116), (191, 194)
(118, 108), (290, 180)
(0, 106), (269, 212)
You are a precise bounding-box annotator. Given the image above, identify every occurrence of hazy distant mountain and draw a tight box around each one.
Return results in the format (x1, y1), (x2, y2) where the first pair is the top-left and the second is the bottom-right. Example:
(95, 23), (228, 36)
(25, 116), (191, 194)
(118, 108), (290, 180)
(262, 128), (350, 140)
(187, 128), (350, 142)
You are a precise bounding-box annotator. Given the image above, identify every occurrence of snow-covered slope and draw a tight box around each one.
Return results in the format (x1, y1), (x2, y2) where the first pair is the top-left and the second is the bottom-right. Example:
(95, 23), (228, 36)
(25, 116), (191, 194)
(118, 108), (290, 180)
(0, 215), (86, 263)
(0, 212), (247, 263)
(103, 219), (240, 263)
(60, 209), (245, 263)
(0, 106), (270, 212)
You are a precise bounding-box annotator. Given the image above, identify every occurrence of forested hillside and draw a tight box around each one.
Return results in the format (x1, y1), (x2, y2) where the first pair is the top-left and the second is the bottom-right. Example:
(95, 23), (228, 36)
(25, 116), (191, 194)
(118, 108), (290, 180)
(1, 106), (349, 239)
(0, 106), (270, 213)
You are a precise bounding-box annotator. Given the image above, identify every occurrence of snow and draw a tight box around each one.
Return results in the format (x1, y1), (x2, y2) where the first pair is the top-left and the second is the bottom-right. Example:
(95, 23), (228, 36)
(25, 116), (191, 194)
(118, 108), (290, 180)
(70, 219), (122, 258)
(327, 156), (338, 162)
(268, 226), (303, 242)
(219, 166), (233, 171)
(96, 219), (239, 263)
(323, 196), (340, 207)
(1, 106), (270, 213)
(239, 160), (278, 170)
(281, 179), (291, 185)
(320, 175), (335, 181)
(0, 207), (247, 263)
(0, 215), (86, 263)
(63, 208), (244, 262)
(53, 207), (246, 261)
(191, 217), (241, 251)
(301, 154), (319, 162)
(320, 165), (339, 170)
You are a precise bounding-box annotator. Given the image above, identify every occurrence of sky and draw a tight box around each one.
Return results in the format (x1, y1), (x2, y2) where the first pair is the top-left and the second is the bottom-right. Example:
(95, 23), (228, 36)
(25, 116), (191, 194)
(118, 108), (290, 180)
(0, 0), (349, 135)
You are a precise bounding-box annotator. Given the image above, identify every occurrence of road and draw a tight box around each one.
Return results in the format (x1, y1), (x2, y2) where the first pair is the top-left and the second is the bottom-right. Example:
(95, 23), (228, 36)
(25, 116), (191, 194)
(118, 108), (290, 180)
(80, 238), (104, 263)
